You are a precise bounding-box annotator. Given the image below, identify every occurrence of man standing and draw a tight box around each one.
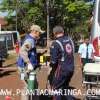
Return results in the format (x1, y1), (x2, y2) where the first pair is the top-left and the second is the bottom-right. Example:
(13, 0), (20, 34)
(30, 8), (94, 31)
(48, 26), (75, 100)
(78, 37), (95, 67)
(17, 24), (44, 72)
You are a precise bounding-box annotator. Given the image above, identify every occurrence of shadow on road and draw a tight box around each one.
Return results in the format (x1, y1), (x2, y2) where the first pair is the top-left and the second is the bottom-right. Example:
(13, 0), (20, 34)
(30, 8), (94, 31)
(0, 70), (16, 77)
(28, 95), (81, 100)
(3, 62), (16, 68)
(39, 95), (81, 100)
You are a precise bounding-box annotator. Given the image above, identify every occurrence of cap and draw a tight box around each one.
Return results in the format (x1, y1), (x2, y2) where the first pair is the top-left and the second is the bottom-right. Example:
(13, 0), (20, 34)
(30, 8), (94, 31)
(53, 26), (64, 33)
(30, 24), (44, 33)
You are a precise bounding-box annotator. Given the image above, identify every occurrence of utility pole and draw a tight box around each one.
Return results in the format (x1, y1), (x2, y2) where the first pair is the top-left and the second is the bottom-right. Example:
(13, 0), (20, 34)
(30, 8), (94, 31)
(16, 0), (18, 31)
(46, 0), (50, 50)
(0, 24), (1, 31)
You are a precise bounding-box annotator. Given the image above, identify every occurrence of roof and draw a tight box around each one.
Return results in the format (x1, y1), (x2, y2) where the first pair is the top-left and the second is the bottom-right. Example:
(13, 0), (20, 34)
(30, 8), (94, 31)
(0, 17), (7, 25)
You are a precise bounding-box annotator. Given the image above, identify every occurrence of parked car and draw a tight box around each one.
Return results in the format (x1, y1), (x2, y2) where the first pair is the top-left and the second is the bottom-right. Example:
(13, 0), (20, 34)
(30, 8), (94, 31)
(0, 31), (20, 67)
(0, 36), (8, 67)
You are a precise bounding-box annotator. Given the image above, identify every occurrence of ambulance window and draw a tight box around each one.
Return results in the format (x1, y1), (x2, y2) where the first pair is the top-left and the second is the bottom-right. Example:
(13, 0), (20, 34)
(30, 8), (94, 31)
(98, 0), (100, 24)
(6, 34), (13, 50)
(13, 32), (17, 43)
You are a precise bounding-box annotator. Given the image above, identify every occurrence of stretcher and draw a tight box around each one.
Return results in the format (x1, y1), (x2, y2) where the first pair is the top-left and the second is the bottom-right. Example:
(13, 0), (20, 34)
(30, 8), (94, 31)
(83, 63), (100, 85)
(83, 63), (100, 100)
(85, 95), (100, 100)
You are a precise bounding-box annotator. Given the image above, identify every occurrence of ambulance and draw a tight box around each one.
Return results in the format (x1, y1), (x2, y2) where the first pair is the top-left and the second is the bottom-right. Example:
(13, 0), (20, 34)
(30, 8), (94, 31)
(0, 31), (20, 66)
(91, 0), (100, 62)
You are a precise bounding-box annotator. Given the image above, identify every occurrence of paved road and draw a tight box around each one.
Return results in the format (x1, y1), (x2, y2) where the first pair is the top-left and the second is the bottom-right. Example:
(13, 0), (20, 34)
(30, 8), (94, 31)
(37, 53), (84, 100)
(0, 52), (86, 100)
(0, 53), (25, 100)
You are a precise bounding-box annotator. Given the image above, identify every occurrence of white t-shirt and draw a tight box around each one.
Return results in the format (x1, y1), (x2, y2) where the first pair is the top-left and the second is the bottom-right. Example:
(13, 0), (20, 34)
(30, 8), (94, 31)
(78, 43), (95, 59)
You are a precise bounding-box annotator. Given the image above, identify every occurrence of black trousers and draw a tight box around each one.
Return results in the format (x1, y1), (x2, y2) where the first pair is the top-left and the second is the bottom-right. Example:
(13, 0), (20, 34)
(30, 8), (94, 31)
(81, 58), (93, 66)
(52, 71), (74, 100)
(0, 60), (3, 67)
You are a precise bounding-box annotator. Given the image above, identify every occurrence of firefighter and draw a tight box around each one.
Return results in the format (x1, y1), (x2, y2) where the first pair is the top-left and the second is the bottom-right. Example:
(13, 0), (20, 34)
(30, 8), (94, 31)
(48, 26), (75, 100)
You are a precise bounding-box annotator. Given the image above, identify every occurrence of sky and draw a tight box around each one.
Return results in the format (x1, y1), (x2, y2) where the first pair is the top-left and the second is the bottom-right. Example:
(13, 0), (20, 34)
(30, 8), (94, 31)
(0, 0), (7, 17)
(0, 11), (16, 17)
(0, 12), (8, 17)
(0, 0), (29, 17)
(0, 0), (2, 3)
(0, 0), (16, 17)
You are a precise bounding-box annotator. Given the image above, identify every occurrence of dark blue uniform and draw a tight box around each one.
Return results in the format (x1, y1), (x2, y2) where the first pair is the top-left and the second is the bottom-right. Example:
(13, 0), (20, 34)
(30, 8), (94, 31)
(49, 35), (74, 100)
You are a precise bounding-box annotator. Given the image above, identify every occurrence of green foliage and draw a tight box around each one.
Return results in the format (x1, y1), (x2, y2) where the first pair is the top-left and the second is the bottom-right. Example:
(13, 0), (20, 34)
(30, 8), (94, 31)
(0, 0), (93, 40)
(64, 1), (90, 25)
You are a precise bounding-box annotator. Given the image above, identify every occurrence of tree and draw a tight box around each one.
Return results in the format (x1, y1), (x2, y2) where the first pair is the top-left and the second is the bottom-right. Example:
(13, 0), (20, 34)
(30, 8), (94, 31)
(0, 0), (46, 32)
(0, 0), (93, 40)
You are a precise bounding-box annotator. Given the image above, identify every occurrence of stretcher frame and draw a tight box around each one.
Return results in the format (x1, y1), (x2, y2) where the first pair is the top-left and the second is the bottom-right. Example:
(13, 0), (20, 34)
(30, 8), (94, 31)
(83, 63), (100, 100)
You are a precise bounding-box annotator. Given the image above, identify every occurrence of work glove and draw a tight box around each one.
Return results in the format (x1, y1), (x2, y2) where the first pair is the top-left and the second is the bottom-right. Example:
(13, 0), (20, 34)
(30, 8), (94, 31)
(27, 63), (33, 71)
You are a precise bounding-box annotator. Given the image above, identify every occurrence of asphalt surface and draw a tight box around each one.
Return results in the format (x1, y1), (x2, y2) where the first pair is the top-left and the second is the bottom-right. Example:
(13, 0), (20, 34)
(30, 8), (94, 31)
(0, 52), (86, 100)
(0, 53), (24, 100)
